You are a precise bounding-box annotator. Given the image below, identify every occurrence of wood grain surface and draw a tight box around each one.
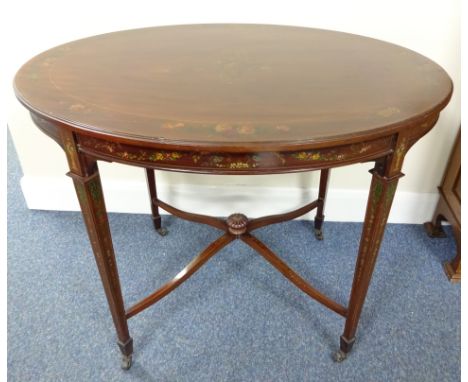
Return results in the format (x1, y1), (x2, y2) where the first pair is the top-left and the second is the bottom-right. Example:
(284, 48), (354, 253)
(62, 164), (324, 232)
(14, 24), (452, 151)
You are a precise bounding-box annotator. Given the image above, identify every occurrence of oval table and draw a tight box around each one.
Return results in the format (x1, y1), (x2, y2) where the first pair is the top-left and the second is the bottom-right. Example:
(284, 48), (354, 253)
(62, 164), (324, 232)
(14, 24), (453, 369)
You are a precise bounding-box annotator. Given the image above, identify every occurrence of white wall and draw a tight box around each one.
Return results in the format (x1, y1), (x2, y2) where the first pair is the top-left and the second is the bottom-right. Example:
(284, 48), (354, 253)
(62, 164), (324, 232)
(6, 0), (460, 223)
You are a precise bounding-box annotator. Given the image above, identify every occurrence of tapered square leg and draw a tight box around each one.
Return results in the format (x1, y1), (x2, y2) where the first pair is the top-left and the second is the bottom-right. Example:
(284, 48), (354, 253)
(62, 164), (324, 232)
(314, 169), (330, 240)
(145, 168), (168, 236)
(337, 148), (405, 361)
(61, 130), (133, 369)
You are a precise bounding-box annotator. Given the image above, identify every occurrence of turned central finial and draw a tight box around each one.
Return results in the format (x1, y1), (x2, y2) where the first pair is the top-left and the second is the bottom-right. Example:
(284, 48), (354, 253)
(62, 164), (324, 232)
(226, 213), (248, 236)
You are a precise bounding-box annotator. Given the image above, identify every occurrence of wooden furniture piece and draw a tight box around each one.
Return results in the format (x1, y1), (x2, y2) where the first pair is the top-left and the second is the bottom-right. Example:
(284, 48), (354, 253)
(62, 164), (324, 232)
(14, 24), (453, 369)
(425, 130), (461, 282)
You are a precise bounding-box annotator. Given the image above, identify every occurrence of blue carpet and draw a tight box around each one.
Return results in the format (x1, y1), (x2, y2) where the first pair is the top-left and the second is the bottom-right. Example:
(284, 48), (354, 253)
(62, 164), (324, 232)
(8, 133), (460, 382)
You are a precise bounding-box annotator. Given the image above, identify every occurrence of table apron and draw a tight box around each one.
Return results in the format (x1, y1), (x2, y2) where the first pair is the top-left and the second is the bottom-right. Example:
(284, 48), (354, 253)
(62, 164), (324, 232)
(75, 134), (395, 174)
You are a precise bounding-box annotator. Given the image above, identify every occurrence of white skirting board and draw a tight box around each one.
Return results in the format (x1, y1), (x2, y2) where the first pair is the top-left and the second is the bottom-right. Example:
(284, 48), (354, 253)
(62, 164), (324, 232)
(20, 175), (439, 224)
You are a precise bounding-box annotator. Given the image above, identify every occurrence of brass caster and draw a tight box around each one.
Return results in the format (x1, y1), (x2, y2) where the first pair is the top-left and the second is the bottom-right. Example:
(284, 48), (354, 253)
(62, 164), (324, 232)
(121, 354), (132, 370)
(156, 227), (168, 236)
(333, 350), (347, 363)
(314, 228), (324, 241)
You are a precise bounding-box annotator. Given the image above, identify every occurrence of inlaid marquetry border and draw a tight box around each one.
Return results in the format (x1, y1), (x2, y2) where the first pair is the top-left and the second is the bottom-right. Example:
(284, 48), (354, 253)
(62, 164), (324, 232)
(76, 135), (395, 173)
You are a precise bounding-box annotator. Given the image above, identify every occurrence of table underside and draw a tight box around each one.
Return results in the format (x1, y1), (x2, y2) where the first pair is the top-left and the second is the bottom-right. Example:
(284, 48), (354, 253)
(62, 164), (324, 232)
(27, 110), (443, 369)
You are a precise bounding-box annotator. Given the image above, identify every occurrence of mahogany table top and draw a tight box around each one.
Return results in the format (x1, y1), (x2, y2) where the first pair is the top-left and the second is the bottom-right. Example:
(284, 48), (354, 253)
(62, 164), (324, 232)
(14, 24), (452, 151)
